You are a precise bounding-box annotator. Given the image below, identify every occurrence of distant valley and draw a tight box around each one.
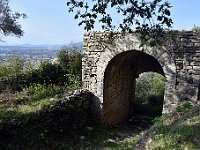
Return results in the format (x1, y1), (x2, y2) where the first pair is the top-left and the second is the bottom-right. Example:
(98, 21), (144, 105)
(0, 42), (83, 66)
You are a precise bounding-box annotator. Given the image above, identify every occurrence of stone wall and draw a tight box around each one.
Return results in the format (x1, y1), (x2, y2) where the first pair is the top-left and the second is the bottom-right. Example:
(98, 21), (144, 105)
(82, 31), (200, 126)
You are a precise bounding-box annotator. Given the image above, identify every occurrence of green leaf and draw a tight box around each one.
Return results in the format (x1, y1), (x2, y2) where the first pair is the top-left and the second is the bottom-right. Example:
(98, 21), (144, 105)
(74, 14), (79, 19)
(66, 2), (70, 6)
(92, 14), (97, 19)
(157, 16), (162, 21)
(164, 9), (170, 16)
(111, 1), (117, 7)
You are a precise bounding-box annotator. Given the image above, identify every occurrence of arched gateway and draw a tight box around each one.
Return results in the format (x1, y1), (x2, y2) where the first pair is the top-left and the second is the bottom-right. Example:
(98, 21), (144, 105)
(82, 31), (200, 126)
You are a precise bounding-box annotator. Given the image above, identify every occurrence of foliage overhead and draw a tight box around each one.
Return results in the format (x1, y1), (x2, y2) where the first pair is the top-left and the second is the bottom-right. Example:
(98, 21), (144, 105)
(67, 0), (173, 44)
(0, 0), (26, 40)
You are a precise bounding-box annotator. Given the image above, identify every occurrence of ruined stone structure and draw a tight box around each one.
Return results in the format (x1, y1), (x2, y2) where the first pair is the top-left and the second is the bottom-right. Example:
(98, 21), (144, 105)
(82, 31), (200, 126)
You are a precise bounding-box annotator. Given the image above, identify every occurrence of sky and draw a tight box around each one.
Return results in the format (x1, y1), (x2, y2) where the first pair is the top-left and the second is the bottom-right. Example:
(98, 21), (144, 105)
(1, 0), (200, 45)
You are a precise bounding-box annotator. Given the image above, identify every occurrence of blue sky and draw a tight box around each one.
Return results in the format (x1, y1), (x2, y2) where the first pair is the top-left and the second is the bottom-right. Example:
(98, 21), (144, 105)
(2, 0), (200, 45)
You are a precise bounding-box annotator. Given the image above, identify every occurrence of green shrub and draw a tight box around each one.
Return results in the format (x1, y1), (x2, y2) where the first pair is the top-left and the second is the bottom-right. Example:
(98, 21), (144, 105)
(27, 44), (82, 88)
(0, 56), (25, 77)
(0, 56), (28, 92)
(26, 83), (64, 100)
(0, 44), (83, 93)
(135, 72), (165, 103)
(56, 44), (82, 87)
(176, 102), (194, 112)
(27, 61), (68, 86)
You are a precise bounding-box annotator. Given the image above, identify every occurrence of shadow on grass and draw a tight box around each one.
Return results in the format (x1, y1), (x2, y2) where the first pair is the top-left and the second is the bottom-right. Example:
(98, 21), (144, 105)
(74, 121), (142, 150)
(0, 103), (152, 150)
(0, 99), (90, 150)
(0, 107), (23, 122)
(0, 91), (160, 150)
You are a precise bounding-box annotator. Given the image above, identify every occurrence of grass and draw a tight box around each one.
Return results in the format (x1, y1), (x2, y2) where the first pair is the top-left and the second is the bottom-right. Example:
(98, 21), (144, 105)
(0, 86), (200, 150)
(0, 89), (143, 150)
(148, 123), (200, 150)
(0, 84), (65, 123)
(0, 98), (56, 123)
(0, 92), (80, 149)
(65, 121), (139, 150)
(134, 104), (200, 150)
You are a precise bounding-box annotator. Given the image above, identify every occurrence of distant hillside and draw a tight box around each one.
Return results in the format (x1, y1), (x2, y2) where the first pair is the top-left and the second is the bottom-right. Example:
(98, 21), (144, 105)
(0, 42), (83, 64)
(0, 42), (83, 50)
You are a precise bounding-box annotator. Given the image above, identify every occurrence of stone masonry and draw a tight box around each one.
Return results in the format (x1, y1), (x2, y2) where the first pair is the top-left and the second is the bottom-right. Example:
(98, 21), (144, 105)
(82, 31), (200, 126)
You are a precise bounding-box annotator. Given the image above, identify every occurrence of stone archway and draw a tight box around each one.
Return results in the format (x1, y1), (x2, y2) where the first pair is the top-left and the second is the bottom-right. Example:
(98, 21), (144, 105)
(82, 31), (200, 126)
(102, 50), (165, 126)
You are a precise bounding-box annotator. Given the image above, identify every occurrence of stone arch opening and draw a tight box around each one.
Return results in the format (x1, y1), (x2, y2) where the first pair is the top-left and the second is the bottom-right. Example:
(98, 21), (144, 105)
(134, 72), (165, 119)
(102, 50), (165, 126)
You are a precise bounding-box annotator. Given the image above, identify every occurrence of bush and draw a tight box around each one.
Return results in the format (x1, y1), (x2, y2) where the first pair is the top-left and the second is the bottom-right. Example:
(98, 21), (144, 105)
(56, 44), (82, 87)
(26, 83), (64, 100)
(28, 44), (82, 87)
(135, 72), (166, 103)
(0, 44), (83, 93)
(0, 56), (27, 92)
(176, 102), (194, 112)
(27, 61), (68, 86)
(0, 91), (90, 149)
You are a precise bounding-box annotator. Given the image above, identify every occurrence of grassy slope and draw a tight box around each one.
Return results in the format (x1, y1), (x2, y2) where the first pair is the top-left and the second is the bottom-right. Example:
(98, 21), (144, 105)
(0, 99), (139, 150)
(0, 95), (88, 149)
(0, 91), (141, 150)
(133, 104), (200, 150)
(1, 90), (200, 150)
(0, 98), (55, 123)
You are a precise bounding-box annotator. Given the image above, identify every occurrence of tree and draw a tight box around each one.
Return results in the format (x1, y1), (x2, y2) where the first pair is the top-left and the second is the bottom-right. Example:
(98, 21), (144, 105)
(38, 61), (66, 85)
(67, 0), (173, 45)
(57, 44), (82, 85)
(57, 44), (82, 75)
(192, 25), (200, 32)
(0, 0), (26, 40)
(57, 46), (70, 72)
